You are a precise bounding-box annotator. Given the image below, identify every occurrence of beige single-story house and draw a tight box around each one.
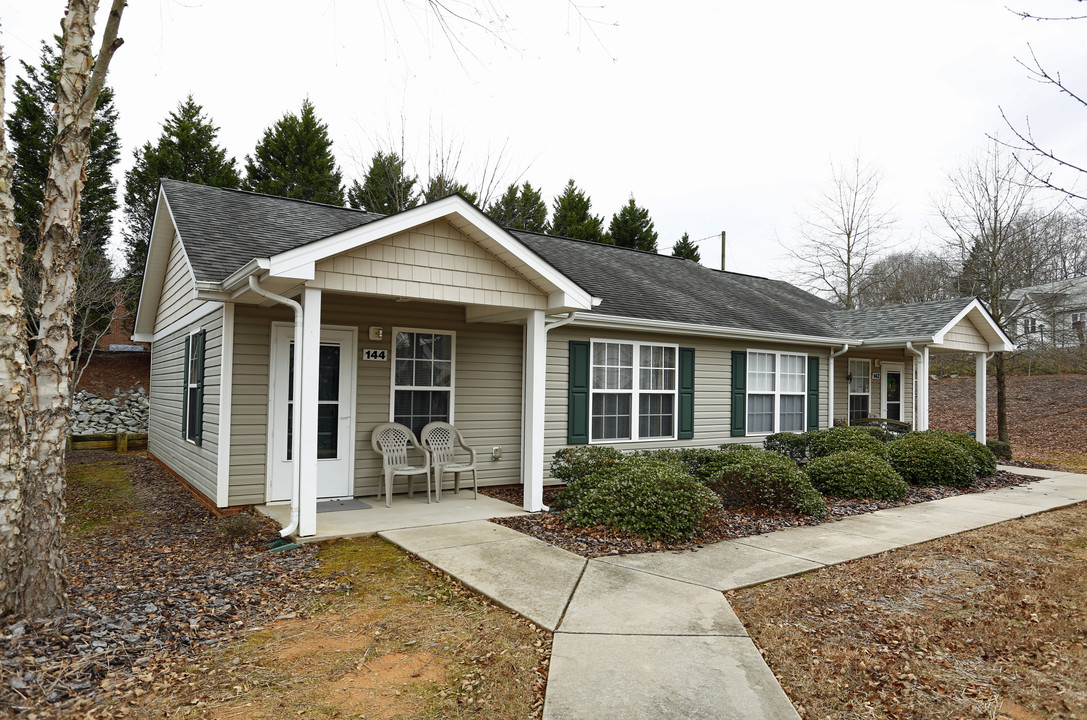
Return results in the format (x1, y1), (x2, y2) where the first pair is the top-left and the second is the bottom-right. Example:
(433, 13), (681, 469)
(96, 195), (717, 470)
(133, 180), (1014, 537)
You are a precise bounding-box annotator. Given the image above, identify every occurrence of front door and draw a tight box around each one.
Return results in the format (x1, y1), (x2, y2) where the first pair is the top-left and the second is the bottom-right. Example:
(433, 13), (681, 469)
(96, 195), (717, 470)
(883, 363), (904, 421)
(268, 325), (356, 502)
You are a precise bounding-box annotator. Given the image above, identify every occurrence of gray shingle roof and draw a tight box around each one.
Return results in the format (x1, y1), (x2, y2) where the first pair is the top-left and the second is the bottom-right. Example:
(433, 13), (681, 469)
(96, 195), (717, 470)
(511, 231), (845, 338)
(822, 297), (977, 341)
(161, 179), (383, 282)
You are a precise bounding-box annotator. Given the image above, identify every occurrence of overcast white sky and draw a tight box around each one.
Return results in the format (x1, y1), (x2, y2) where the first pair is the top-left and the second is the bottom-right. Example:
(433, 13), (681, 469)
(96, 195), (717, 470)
(2, 1), (1085, 283)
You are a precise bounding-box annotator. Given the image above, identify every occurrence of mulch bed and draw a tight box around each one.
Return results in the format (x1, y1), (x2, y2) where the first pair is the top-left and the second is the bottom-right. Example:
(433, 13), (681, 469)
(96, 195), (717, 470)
(481, 470), (1043, 559)
(1, 452), (338, 718)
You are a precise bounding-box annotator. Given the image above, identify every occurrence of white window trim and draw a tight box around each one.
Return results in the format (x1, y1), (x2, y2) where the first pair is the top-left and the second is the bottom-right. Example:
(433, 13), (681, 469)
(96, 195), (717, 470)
(589, 338), (679, 444)
(847, 358), (872, 422)
(184, 327), (202, 445)
(745, 348), (807, 436)
(389, 327), (457, 428)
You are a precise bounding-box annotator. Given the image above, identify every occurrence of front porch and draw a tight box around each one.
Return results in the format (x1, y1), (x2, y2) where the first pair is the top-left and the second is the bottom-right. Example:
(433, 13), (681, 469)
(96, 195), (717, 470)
(258, 490), (528, 542)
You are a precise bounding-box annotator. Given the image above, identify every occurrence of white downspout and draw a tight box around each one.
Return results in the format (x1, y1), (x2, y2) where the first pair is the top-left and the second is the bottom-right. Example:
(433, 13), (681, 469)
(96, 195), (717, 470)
(248, 276), (304, 538)
(827, 344), (850, 428)
(905, 342), (924, 431)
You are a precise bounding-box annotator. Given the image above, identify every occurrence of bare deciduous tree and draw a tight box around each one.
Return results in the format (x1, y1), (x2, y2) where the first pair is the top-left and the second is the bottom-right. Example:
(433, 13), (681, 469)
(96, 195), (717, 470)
(790, 155), (897, 309)
(854, 250), (956, 308)
(0, 0), (127, 617)
(937, 140), (1056, 443)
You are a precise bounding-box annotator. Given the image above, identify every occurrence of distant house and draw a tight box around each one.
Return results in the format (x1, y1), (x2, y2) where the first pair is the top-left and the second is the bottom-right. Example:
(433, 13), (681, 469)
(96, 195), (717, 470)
(133, 181), (1013, 537)
(1008, 277), (1087, 348)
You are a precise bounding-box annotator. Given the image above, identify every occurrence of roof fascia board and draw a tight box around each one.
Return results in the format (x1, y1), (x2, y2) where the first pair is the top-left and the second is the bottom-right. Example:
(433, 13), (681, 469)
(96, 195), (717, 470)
(133, 186), (184, 337)
(219, 258), (271, 293)
(572, 313), (854, 346)
(265, 196), (593, 309)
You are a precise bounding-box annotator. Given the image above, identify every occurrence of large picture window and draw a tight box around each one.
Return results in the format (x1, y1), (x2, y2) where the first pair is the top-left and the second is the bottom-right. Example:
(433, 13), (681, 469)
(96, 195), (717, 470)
(590, 340), (676, 442)
(746, 350), (806, 434)
(848, 359), (871, 421)
(392, 330), (453, 437)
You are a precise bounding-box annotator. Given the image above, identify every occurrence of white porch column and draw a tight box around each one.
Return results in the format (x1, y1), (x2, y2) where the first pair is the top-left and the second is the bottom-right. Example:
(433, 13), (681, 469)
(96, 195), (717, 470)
(827, 355), (836, 428)
(917, 346), (930, 431)
(298, 287), (322, 537)
(975, 352), (987, 443)
(523, 309), (546, 512)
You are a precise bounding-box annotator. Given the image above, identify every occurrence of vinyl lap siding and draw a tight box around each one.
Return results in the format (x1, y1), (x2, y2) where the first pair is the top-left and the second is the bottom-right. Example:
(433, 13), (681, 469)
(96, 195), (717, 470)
(148, 306), (223, 503)
(154, 232), (201, 332)
(941, 320), (989, 352)
(834, 350), (914, 426)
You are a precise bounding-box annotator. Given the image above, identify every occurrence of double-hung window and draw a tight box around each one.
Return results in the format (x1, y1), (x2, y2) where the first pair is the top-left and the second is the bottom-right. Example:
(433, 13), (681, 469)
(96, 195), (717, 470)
(590, 340), (677, 442)
(847, 359), (871, 421)
(746, 350), (806, 434)
(392, 329), (454, 437)
(182, 329), (206, 445)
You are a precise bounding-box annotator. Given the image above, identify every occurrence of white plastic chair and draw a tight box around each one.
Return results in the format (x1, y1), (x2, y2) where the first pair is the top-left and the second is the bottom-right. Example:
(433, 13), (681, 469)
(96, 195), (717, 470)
(371, 422), (431, 507)
(420, 422), (478, 502)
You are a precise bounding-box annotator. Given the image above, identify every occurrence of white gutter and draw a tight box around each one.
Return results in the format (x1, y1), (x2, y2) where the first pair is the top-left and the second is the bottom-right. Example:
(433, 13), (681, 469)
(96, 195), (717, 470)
(247, 276), (304, 538)
(570, 313), (853, 346)
(827, 344), (850, 428)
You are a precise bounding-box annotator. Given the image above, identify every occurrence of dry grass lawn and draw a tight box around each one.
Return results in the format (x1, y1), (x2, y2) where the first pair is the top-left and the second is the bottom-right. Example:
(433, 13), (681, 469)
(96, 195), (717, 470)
(728, 503), (1087, 720)
(130, 537), (548, 720)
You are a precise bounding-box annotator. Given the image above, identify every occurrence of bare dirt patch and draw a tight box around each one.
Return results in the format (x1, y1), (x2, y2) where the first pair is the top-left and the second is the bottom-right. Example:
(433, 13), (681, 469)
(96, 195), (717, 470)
(728, 503), (1087, 719)
(931, 373), (1087, 471)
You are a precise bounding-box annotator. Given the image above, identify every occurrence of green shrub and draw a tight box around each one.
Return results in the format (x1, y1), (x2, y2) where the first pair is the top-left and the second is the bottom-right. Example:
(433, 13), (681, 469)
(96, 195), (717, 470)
(911, 430), (998, 477)
(987, 439), (1012, 462)
(808, 426), (889, 460)
(805, 451), (908, 501)
(850, 425), (894, 443)
(551, 446), (624, 484)
(703, 447), (827, 518)
(763, 432), (812, 463)
(561, 457), (720, 543)
(887, 434), (975, 487)
(637, 448), (730, 481)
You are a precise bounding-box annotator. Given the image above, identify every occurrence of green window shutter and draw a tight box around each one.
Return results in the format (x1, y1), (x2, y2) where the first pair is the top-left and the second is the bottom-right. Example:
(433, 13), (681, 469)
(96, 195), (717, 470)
(567, 340), (590, 444)
(807, 356), (820, 431)
(182, 335), (191, 440)
(194, 329), (207, 446)
(677, 347), (695, 439)
(730, 350), (746, 437)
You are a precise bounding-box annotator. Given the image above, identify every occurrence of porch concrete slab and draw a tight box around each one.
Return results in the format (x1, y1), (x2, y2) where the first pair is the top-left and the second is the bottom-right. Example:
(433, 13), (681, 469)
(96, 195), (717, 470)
(826, 513), (958, 545)
(598, 539), (823, 592)
(379, 519), (526, 552)
(543, 633), (800, 720)
(560, 561), (747, 636)
(404, 535), (585, 631)
(258, 491), (527, 541)
(731, 524), (901, 566)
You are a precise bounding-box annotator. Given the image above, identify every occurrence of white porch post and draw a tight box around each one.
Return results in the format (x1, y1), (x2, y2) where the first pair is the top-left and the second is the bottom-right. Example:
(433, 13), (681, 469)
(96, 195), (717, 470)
(827, 355), (836, 428)
(523, 309), (546, 511)
(918, 346), (930, 431)
(298, 287), (322, 537)
(975, 352), (987, 443)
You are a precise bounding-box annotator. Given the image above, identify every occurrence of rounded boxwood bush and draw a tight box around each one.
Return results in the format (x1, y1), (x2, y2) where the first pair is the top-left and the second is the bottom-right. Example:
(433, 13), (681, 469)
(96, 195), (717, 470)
(808, 426), (889, 460)
(551, 445), (624, 483)
(561, 457), (721, 543)
(638, 448), (730, 481)
(910, 430), (997, 477)
(987, 439), (1012, 462)
(887, 434), (975, 487)
(763, 432), (812, 463)
(703, 447), (827, 518)
(806, 451), (908, 501)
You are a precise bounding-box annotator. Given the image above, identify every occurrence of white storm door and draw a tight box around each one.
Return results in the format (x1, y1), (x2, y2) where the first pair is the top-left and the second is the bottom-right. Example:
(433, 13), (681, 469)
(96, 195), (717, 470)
(269, 325), (355, 502)
(883, 363), (904, 422)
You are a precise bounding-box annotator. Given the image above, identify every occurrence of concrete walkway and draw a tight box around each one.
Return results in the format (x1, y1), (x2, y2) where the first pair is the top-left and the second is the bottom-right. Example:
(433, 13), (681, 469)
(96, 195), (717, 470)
(380, 466), (1087, 719)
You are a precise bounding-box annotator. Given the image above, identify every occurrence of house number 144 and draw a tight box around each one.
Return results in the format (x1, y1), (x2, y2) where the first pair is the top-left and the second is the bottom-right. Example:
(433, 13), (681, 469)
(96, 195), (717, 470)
(363, 349), (388, 361)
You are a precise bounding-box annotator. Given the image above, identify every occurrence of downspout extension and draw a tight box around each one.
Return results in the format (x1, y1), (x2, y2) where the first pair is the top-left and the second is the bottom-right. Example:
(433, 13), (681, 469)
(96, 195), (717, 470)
(827, 344), (850, 428)
(248, 276), (304, 538)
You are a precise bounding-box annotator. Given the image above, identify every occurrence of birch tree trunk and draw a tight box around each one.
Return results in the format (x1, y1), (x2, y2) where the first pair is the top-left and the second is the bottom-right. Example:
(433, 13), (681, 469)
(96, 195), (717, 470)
(0, 0), (126, 617)
(0, 54), (31, 615)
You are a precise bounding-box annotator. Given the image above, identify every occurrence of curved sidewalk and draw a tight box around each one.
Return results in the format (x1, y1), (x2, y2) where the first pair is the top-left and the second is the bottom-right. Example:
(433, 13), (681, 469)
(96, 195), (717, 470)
(380, 466), (1087, 720)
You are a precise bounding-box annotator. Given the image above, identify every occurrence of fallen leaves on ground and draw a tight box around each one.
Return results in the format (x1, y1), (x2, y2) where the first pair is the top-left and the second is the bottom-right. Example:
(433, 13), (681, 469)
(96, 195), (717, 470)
(728, 503), (1087, 719)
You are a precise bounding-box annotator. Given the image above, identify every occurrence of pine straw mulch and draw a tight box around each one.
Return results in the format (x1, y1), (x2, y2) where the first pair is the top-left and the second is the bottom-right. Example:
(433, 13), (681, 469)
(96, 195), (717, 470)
(1, 452), (336, 718)
(481, 471), (1043, 559)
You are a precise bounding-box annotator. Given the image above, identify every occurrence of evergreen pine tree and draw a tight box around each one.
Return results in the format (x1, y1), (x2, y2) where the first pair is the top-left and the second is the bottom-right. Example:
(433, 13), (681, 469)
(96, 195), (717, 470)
(607, 195), (658, 252)
(7, 40), (120, 254)
(122, 95), (240, 277)
(244, 99), (344, 205)
(671, 232), (701, 262)
(547, 179), (606, 243)
(422, 174), (477, 205)
(347, 150), (419, 214)
(485, 182), (548, 231)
